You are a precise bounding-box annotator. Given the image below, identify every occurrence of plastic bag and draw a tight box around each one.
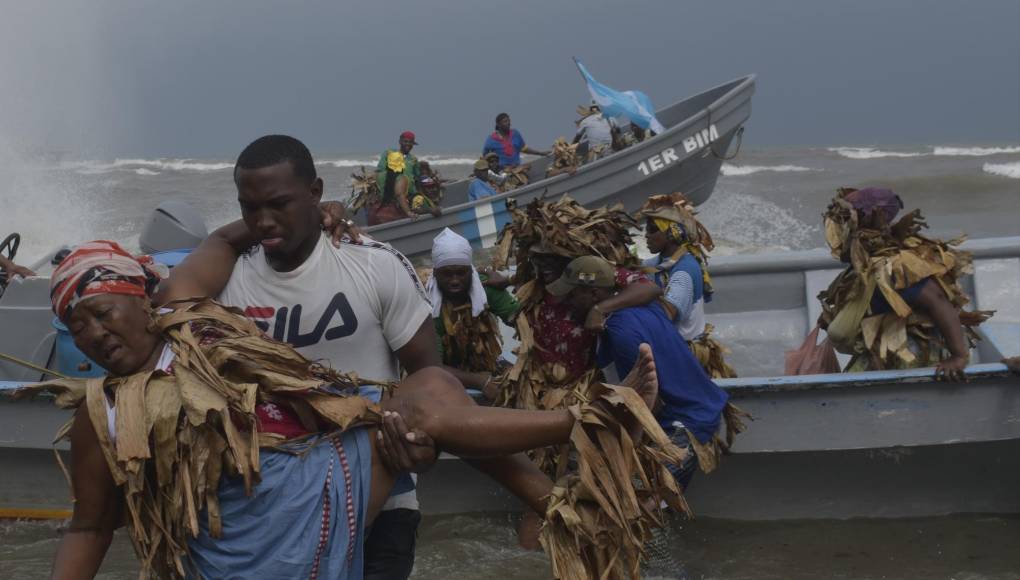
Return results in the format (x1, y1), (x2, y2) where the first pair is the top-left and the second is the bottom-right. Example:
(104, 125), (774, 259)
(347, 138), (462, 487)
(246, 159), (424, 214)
(785, 325), (841, 375)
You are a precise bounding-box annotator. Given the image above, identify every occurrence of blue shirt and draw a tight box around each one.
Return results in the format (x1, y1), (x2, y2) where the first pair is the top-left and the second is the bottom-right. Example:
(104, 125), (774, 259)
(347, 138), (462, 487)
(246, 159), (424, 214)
(596, 303), (729, 443)
(468, 178), (498, 201)
(482, 129), (526, 168)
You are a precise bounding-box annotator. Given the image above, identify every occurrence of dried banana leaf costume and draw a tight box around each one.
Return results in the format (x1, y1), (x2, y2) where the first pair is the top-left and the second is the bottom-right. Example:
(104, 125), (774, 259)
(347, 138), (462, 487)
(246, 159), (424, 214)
(25, 241), (380, 579)
(818, 188), (993, 371)
(492, 196), (643, 476)
(639, 194), (737, 380)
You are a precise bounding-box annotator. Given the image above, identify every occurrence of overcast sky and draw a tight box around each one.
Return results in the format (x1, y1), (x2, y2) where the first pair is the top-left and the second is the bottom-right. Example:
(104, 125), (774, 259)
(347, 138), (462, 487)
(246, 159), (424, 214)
(1, 0), (1018, 158)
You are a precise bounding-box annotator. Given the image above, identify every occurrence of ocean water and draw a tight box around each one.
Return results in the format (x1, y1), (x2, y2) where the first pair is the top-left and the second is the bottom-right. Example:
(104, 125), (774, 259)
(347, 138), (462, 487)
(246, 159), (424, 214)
(1, 142), (1018, 578)
(2, 143), (1018, 266)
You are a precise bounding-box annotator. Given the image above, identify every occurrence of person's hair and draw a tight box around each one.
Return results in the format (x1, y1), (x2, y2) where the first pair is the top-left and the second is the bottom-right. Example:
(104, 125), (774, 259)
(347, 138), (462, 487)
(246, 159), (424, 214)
(495, 112), (510, 127)
(234, 135), (317, 185)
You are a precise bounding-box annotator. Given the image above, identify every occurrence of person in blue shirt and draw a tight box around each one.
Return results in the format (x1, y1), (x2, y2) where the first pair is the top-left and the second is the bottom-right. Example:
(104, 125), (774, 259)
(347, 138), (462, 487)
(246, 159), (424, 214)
(482, 113), (549, 168)
(545, 255), (746, 490)
(467, 158), (498, 201)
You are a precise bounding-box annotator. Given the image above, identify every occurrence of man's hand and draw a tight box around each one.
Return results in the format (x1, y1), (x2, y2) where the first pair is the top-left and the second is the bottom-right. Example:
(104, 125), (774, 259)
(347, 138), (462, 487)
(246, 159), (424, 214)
(376, 411), (438, 474)
(479, 267), (510, 289)
(584, 305), (607, 331)
(5, 263), (36, 278)
(935, 355), (967, 382)
(430, 207), (443, 218)
(320, 201), (361, 247)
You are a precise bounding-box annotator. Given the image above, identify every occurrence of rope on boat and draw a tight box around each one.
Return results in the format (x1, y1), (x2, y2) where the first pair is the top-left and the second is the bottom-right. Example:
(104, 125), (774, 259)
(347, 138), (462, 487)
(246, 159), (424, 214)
(705, 107), (745, 160)
(0, 351), (68, 379)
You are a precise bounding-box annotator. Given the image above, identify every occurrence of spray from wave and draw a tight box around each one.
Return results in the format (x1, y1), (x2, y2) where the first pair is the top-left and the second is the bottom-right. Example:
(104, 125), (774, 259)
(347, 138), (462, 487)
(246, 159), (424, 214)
(982, 161), (1020, 179)
(721, 164), (815, 176)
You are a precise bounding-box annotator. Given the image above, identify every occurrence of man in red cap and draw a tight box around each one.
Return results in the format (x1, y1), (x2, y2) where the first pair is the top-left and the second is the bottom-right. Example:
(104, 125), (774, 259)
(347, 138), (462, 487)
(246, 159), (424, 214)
(376, 130), (422, 199)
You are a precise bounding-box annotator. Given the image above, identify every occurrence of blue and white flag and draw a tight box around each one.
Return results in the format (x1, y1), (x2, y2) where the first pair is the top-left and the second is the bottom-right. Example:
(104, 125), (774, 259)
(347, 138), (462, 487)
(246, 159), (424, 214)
(574, 58), (665, 134)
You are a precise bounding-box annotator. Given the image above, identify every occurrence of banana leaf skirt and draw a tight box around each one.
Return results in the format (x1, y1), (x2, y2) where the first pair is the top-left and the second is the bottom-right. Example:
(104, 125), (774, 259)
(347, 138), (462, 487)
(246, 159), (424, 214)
(188, 429), (371, 579)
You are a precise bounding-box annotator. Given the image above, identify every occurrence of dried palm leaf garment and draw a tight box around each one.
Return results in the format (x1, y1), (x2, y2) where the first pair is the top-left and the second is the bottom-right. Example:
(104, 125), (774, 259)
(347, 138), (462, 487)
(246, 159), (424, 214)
(547, 137), (581, 175)
(492, 196), (641, 476)
(818, 188), (993, 371)
(638, 193), (737, 380)
(347, 166), (380, 215)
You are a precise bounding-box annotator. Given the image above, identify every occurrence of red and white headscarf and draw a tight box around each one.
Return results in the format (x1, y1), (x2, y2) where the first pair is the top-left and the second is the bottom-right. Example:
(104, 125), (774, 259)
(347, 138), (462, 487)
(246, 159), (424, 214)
(50, 240), (163, 322)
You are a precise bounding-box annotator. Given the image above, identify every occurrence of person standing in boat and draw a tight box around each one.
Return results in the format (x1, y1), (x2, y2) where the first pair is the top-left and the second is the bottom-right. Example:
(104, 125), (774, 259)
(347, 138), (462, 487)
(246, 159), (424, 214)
(424, 228), (518, 399)
(817, 187), (993, 381)
(572, 104), (617, 163)
(467, 158), (499, 201)
(482, 112), (549, 169)
(639, 193), (737, 379)
(158, 135), (441, 580)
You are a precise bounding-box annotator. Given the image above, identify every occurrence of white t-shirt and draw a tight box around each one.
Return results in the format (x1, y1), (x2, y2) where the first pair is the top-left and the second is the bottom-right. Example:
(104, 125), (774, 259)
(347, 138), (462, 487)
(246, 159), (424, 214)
(219, 232), (430, 383)
(219, 231), (431, 509)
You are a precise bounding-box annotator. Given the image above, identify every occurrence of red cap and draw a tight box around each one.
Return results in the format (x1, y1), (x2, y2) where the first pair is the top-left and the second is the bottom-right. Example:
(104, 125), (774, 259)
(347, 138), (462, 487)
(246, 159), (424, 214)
(399, 131), (418, 145)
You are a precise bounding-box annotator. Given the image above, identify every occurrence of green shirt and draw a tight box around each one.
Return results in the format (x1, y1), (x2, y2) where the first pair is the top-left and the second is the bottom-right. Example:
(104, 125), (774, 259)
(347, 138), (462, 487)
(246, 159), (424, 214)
(434, 284), (519, 364)
(376, 150), (420, 196)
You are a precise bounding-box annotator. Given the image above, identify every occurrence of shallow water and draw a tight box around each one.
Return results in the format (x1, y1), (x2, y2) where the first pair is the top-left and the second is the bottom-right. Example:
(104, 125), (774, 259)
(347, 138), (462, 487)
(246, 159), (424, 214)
(3, 513), (1018, 579)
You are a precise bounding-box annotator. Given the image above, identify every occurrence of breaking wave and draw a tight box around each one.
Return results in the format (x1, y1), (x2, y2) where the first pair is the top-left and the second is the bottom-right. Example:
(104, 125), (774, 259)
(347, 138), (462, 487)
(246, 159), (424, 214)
(721, 164), (814, 176)
(983, 161), (1020, 179)
(134, 168), (159, 176)
(933, 146), (1020, 156)
(830, 145), (1020, 159)
(828, 147), (924, 159)
(63, 158), (232, 174)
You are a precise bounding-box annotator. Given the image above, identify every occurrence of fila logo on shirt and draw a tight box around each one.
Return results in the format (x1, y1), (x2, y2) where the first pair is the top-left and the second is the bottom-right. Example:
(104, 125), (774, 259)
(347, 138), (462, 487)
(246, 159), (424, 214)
(243, 292), (359, 348)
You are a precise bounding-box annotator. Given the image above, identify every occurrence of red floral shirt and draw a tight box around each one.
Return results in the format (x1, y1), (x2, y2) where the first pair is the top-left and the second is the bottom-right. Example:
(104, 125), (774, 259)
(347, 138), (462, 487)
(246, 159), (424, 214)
(531, 268), (649, 381)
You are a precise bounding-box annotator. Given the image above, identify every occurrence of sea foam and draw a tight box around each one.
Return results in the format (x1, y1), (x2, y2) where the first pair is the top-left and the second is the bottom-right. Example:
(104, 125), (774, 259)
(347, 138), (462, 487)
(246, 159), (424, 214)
(721, 164), (814, 176)
(982, 161), (1020, 179)
(828, 147), (924, 159)
(933, 146), (1020, 156)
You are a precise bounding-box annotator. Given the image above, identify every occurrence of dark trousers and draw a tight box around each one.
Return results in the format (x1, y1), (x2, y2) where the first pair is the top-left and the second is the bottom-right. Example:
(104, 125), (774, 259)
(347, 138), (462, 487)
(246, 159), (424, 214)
(363, 508), (422, 580)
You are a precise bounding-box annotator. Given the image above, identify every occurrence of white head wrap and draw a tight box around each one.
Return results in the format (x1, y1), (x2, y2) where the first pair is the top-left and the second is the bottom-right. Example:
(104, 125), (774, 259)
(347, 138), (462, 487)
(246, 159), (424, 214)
(426, 228), (487, 318)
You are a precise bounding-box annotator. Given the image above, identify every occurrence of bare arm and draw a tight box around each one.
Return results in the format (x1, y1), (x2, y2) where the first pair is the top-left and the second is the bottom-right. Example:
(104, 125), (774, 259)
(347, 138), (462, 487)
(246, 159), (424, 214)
(153, 220), (250, 304)
(0, 254), (35, 277)
(586, 280), (662, 331)
(395, 318), (443, 374)
(51, 409), (122, 580)
(910, 279), (969, 381)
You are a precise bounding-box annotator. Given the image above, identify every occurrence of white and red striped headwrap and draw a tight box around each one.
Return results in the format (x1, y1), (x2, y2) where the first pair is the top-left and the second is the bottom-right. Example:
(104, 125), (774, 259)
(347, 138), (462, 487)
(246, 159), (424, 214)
(50, 240), (163, 322)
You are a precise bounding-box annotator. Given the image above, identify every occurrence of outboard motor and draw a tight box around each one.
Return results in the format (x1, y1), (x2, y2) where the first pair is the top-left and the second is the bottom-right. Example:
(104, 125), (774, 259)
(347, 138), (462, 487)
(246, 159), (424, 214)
(139, 200), (209, 253)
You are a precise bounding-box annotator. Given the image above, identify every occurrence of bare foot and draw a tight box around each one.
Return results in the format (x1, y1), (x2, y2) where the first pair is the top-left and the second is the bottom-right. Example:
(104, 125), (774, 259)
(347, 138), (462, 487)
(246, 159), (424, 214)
(622, 343), (659, 412)
(1004, 356), (1020, 375)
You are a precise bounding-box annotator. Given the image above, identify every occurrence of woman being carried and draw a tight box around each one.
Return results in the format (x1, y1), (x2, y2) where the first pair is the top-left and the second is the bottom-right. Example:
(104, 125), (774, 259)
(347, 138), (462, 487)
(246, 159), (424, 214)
(21, 241), (685, 580)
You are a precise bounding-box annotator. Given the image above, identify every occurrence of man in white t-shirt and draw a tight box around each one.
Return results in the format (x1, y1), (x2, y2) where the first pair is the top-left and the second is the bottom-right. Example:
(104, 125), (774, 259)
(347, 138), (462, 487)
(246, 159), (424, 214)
(159, 135), (439, 580)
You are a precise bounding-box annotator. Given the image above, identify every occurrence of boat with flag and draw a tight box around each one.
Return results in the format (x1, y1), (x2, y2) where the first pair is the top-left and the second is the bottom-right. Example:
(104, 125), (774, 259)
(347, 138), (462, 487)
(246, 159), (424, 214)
(358, 72), (757, 259)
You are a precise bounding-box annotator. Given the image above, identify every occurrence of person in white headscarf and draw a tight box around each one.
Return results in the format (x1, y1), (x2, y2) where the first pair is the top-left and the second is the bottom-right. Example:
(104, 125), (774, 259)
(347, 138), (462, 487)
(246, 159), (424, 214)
(426, 228), (518, 398)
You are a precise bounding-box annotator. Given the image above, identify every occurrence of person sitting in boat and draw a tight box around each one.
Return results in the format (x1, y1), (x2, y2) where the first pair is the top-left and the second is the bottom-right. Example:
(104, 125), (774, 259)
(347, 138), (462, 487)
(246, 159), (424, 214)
(24, 240), (685, 580)
(368, 150), (415, 224)
(468, 158), (499, 201)
(410, 161), (443, 218)
(639, 193), (737, 379)
(482, 112), (549, 169)
(572, 104), (617, 163)
(547, 254), (748, 487)
(0, 254), (35, 280)
(484, 152), (509, 187)
(376, 130), (422, 196)
(817, 187), (993, 382)
(424, 228), (518, 399)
